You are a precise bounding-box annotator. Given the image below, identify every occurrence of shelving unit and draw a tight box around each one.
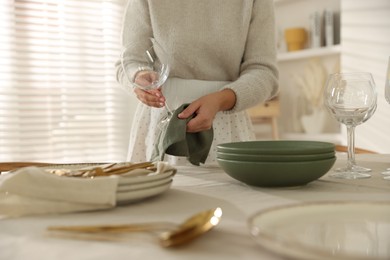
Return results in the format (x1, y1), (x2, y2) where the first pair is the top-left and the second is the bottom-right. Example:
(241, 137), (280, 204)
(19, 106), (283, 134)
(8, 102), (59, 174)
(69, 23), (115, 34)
(272, 0), (342, 143)
(277, 44), (341, 62)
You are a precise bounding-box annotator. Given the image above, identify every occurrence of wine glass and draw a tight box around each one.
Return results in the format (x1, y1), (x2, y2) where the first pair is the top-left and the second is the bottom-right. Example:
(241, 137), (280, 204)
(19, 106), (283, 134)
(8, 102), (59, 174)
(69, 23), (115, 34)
(121, 38), (173, 127)
(324, 72), (377, 179)
(386, 57), (390, 103)
(382, 57), (390, 178)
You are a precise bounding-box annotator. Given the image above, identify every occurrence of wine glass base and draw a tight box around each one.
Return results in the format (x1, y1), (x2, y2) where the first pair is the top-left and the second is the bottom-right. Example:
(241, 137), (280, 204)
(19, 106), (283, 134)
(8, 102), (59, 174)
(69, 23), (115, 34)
(329, 170), (371, 179)
(334, 165), (371, 173)
(157, 118), (171, 130)
(381, 170), (390, 176)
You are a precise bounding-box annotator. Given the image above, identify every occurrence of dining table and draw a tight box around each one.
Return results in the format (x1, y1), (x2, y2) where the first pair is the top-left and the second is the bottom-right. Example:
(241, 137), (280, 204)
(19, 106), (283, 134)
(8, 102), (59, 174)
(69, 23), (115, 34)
(0, 153), (389, 260)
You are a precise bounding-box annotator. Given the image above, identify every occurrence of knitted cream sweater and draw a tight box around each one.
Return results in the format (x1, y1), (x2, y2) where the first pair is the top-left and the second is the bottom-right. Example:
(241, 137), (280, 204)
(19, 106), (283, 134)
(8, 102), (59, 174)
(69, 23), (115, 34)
(116, 0), (279, 112)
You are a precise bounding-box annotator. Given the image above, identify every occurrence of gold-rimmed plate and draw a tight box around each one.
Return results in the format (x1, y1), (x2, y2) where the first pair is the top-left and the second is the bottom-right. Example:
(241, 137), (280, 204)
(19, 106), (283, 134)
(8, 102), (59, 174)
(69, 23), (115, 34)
(248, 201), (390, 260)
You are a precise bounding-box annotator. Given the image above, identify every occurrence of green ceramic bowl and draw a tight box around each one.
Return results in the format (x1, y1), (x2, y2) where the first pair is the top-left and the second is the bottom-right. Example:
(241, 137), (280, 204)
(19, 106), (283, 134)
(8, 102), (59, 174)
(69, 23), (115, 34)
(217, 157), (336, 187)
(216, 151), (335, 162)
(217, 140), (335, 155)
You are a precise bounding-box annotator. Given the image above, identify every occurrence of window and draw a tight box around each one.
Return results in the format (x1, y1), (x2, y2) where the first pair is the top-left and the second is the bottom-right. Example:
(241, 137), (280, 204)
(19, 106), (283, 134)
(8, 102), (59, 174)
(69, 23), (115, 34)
(0, 0), (132, 162)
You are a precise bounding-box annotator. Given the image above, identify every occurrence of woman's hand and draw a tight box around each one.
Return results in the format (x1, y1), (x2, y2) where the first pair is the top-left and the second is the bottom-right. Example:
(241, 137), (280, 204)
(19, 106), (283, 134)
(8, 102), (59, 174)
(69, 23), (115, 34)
(178, 89), (236, 133)
(133, 71), (165, 108)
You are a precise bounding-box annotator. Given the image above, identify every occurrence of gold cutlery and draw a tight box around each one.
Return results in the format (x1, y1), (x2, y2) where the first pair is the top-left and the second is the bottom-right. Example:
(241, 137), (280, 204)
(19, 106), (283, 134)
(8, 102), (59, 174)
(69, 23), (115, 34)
(0, 162), (108, 172)
(47, 207), (222, 247)
(0, 161), (155, 177)
(72, 162), (155, 177)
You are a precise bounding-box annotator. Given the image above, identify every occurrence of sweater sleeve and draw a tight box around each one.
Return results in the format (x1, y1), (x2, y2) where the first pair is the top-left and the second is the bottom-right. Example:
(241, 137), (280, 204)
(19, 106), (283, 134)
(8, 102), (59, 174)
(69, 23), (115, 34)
(221, 0), (279, 113)
(115, 0), (153, 93)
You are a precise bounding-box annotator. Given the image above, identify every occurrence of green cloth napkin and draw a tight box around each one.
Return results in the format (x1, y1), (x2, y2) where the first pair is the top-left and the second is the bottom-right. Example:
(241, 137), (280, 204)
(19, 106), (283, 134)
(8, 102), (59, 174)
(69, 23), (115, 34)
(150, 104), (214, 166)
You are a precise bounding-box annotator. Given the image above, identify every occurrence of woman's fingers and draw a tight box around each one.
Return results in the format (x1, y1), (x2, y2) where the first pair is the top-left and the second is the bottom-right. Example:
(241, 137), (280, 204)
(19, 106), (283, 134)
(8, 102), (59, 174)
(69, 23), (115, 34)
(186, 115), (213, 133)
(178, 101), (215, 133)
(134, 87), (165, 108)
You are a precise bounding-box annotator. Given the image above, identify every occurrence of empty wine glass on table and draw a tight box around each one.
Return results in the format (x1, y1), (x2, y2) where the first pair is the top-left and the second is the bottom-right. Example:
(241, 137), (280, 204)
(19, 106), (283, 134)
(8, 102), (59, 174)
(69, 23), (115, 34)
(324, 72), (377, 179)
(121, 38), (173, 128)
(385, 57), (390, 104)
(382, 57), (390, 179)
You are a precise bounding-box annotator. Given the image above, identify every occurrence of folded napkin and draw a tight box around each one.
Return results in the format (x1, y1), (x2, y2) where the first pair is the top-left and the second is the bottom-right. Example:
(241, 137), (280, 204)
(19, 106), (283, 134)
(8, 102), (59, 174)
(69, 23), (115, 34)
(0, 162), (176, 218)
(151, 104), (214, 166)
(0, 166), (118, 218)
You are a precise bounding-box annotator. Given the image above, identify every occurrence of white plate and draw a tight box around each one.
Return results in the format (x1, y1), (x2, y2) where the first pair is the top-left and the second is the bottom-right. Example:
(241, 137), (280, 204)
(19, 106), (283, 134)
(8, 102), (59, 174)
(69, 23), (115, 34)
(248, 201), (390, 260)
(117, 178), (173, 192)
(116, 180), (172, 205)
(118, 170), (175, 185)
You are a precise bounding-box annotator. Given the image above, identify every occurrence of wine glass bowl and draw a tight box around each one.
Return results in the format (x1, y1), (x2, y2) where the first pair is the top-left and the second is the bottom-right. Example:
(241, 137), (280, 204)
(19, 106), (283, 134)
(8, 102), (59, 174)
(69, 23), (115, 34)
(385, 57), (390, 104)
(324, 72), (377, 179)
(382, 57), (390, 178)
(121, 38), (170, 91)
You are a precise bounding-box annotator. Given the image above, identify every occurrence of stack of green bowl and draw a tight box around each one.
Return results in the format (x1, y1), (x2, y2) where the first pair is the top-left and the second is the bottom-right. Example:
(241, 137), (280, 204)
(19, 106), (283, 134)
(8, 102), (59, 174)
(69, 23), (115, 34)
(216, 140), (336, 187)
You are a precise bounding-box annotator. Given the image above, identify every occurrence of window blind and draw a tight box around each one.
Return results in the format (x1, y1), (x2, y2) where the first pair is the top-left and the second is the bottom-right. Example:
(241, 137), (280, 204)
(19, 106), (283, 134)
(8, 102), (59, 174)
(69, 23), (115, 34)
(0, 0), (132, 162)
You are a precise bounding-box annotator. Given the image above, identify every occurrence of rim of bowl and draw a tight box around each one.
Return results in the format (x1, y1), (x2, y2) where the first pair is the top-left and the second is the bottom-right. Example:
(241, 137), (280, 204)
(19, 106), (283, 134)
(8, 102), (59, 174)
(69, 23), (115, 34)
(216, 151), (335, 162)
(217, 140), (335, 155)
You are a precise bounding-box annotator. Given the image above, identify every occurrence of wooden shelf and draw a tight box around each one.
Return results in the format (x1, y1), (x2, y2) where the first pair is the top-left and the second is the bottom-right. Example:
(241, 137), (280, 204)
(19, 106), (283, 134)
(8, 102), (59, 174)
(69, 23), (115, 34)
(277, 45), (341, 62)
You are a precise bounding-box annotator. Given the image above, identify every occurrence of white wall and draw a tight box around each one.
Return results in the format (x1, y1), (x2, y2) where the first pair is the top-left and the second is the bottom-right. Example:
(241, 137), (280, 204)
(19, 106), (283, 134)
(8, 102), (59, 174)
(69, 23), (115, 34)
(340, 0), (390, 153)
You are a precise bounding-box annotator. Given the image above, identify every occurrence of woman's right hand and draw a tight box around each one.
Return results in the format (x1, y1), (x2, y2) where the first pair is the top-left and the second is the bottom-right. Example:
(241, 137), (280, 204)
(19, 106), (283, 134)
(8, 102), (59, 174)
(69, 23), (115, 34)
(133, 71), (166, 108)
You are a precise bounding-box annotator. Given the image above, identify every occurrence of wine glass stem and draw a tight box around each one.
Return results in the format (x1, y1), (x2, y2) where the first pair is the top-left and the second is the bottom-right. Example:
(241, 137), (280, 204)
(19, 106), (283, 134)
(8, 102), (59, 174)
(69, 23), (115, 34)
(164, 100), (173, 116)
(346, 125), (356, 169)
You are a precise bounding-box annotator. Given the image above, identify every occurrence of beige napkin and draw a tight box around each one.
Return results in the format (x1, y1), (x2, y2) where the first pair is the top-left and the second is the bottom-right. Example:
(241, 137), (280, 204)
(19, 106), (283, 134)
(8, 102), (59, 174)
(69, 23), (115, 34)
(0, 166), (118, 218)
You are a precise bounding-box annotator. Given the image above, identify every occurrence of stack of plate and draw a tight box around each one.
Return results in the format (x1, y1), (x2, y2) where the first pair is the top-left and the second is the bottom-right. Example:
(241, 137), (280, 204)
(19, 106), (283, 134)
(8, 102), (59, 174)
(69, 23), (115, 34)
(116, 169), (175, 205)
(216, 140), (336, 187)
(41, 163), (176, 205)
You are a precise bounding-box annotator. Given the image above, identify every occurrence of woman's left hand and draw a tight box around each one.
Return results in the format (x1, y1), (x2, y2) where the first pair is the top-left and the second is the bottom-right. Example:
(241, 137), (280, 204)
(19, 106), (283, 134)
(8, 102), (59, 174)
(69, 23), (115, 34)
(178, 89), (236, 133)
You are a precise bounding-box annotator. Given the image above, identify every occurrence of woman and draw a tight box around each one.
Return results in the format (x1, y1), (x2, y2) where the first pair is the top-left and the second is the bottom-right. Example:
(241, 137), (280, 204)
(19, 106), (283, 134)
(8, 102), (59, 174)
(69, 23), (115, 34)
(116, 0), (279, 166)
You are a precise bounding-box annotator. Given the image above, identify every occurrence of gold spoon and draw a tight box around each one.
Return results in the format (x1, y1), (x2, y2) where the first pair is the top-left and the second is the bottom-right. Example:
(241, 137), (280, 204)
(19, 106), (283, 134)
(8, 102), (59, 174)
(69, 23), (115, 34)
(47, 207), (222, 247)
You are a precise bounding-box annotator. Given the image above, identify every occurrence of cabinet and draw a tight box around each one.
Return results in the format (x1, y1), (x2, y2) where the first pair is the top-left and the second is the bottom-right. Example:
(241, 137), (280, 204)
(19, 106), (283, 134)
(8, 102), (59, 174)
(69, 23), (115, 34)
(273, 0), (342, 143)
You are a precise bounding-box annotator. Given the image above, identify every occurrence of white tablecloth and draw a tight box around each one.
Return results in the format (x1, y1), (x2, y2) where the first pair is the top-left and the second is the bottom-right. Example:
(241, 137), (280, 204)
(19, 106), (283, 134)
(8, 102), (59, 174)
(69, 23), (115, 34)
(0, 154), (389, 260)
